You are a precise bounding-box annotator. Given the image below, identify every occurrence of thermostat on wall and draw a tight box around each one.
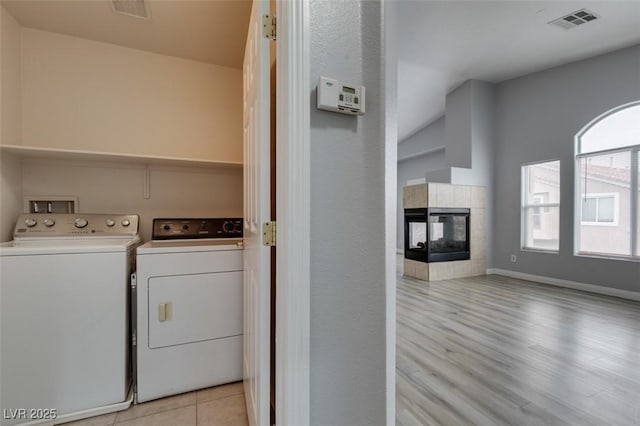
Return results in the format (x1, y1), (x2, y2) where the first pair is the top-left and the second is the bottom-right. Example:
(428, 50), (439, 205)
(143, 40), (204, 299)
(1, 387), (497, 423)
(317, 77), (365, 116)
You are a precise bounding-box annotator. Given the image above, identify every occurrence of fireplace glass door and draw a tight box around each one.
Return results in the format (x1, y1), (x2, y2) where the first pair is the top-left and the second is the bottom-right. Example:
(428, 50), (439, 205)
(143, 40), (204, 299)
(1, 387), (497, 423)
(409, 221), (427, 250)
(427, 208), (470, 262)
(404, 208), (428, 262)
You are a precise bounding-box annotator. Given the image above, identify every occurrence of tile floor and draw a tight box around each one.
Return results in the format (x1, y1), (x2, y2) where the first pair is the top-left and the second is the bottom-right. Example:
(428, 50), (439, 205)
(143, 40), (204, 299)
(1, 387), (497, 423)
(60, 382), (248, 426)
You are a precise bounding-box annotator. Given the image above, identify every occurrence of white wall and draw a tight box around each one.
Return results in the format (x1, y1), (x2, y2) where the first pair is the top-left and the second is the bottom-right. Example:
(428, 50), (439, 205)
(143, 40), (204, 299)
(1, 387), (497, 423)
(1, 6), (21, 146)
(20, 28), (242, 163)
(0, 15), (244, 241)
(1, 6), (24, 242)
(0, 153), (22, 242)
(21, 158), (242, 242)
(309, 1), (389, 424)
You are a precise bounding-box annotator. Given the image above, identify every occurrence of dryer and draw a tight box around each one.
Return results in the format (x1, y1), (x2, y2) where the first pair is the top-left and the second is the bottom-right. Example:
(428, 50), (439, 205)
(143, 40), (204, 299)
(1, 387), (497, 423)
(0, 213), (140, 426)
(134, 218), (243, 403)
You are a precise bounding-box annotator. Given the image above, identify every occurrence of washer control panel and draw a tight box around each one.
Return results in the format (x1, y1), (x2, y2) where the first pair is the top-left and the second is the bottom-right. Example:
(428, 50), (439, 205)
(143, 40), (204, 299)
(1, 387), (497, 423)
(14, 213), (139, 238)
(152, 218), (243, 240)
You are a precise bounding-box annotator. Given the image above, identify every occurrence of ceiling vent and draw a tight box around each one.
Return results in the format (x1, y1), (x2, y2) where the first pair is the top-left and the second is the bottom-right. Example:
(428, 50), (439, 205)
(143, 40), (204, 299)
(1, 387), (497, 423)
(549, 8), (598, 30)
(112, 0), (150, 20)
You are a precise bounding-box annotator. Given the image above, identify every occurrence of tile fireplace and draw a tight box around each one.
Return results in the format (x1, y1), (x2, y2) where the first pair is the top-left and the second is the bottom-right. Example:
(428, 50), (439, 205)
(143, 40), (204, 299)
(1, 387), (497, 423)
(402, 183), (486, 281)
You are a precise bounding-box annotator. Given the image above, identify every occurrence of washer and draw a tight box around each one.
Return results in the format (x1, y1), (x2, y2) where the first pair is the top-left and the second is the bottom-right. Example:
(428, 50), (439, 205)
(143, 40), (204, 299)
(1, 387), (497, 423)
(134, 218), (243, 403)
(0, 213), (140, 426)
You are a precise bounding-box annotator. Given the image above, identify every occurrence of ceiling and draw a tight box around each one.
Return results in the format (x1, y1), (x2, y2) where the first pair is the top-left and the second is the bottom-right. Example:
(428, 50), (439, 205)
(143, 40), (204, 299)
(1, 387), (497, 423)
(1, 0), (252, 69)
(3, 0), (638, 136)
(397, 1), (640, 142)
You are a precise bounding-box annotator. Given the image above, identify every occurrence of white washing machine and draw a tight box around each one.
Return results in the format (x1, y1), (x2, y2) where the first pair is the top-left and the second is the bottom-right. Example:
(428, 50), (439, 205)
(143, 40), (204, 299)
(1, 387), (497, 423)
(0, 213), (140, 426)
(134, 218), (243, 403)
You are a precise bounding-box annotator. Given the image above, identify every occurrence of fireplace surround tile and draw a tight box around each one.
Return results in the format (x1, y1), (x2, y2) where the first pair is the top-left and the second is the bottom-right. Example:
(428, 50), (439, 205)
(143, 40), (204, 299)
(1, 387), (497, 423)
(471, 186), (486, 209)
(471, 259), (487, 277)
(403, 184), (428, 209)
(404, 258), (428, 280)
(428, 185), (437, 206)
(428, 260), (473, 281)
(470, 208), (486, 233)
(471, 237), (487, 260)
(415, 261), (429, 281)
(453, 185), (471, 208)
(436, 184), (454, 207)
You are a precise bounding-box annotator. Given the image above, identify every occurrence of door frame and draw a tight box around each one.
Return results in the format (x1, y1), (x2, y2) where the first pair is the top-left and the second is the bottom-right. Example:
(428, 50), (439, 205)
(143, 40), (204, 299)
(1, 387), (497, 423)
(274, 1), (311, 425)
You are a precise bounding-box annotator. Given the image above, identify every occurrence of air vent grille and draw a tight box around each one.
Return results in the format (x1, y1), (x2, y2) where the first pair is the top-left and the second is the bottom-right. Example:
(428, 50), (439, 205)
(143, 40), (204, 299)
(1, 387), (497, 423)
(112, 0), (150, 19)
(549, 8), (598, 30)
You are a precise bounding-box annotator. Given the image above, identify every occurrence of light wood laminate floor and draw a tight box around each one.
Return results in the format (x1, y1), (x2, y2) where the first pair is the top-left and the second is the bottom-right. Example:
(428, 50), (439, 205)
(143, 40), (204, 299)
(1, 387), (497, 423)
(397, 272), (640, 425)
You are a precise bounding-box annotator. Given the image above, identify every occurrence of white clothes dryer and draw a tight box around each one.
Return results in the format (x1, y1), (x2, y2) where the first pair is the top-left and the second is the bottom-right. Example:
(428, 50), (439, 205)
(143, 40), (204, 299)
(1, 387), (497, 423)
(134, 218), (243, 403)
(0, 214), (140, 426)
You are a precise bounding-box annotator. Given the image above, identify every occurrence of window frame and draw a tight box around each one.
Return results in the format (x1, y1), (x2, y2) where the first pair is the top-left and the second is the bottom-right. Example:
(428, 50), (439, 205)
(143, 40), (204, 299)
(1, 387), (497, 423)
(574, 100), (640, 261)
(521, 159), (561, 253)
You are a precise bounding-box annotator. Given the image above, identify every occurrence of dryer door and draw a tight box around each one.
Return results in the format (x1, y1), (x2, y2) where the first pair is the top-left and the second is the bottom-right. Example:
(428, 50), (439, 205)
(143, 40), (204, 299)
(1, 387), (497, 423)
(148, 271), (243, 349)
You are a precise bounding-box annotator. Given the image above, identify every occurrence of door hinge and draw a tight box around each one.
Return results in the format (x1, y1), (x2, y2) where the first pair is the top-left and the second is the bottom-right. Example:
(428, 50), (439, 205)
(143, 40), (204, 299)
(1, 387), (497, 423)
(132, 329), (137, 347)
(262, 14), (276, 40)
(263, 221), (276, 246)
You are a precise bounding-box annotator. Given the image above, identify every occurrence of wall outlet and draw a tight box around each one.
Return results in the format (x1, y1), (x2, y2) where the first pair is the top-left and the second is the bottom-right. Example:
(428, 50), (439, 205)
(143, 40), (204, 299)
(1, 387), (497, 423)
(510, 254), (517, 263)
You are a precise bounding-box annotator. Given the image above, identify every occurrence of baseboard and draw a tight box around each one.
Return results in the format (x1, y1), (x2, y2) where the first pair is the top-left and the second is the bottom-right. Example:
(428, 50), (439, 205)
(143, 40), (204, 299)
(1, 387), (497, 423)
(487, 268), (640, 302)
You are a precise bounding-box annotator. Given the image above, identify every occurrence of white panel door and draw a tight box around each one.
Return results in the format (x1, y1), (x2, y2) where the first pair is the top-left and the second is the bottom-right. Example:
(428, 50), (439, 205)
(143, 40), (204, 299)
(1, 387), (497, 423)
(243, 1), (271, 425)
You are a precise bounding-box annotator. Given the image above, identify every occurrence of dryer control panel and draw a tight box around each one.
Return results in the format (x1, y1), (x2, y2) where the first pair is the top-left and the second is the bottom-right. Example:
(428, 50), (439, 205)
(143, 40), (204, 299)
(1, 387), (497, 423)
(152, 218), (243, 240)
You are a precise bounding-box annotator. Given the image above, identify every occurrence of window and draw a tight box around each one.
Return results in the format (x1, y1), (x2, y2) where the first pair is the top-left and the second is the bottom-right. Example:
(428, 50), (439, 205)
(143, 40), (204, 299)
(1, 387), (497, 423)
(576, 102), (639, 259)
(580, 193), (618, 225)
(522, 160), (560, 251)
(532, 193), (550, 230)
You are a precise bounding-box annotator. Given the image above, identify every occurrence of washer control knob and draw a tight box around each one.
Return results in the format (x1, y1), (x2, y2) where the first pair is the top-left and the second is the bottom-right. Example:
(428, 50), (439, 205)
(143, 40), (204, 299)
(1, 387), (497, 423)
(163, 225), (171, 231)
(25, 218), (37, 227)
(223, 221), (235, 233)
(106, 219), (116, 227)
(121, 219), (131, 227)
(43, 218), (55, 227)
(74, 218), (88, 228)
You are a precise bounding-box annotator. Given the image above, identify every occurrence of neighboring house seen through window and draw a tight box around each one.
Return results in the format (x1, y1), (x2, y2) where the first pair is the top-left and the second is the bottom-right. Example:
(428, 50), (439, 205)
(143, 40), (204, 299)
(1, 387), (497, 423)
(581, 193), (618, 225)
(576, 102), (640, 259)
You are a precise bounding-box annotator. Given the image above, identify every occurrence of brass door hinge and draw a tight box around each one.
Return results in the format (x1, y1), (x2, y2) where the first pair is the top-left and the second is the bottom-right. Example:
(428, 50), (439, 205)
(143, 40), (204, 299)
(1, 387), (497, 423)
(263, 14), (276, 40)
(263, 221), (276, 246)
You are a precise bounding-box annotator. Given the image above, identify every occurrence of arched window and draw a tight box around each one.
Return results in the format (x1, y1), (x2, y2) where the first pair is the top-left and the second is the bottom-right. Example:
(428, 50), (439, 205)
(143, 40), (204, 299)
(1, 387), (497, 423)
(575, 102), (640, 259)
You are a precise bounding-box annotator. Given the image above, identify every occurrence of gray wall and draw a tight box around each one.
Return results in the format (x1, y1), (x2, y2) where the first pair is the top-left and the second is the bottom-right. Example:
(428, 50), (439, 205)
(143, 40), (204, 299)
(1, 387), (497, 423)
(398, 116), (444, 160)
(445, 83), (472, 168)
(493, 45), (640, 292)
(309, 1), (389, 424)
(441, 80), (495, 189)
